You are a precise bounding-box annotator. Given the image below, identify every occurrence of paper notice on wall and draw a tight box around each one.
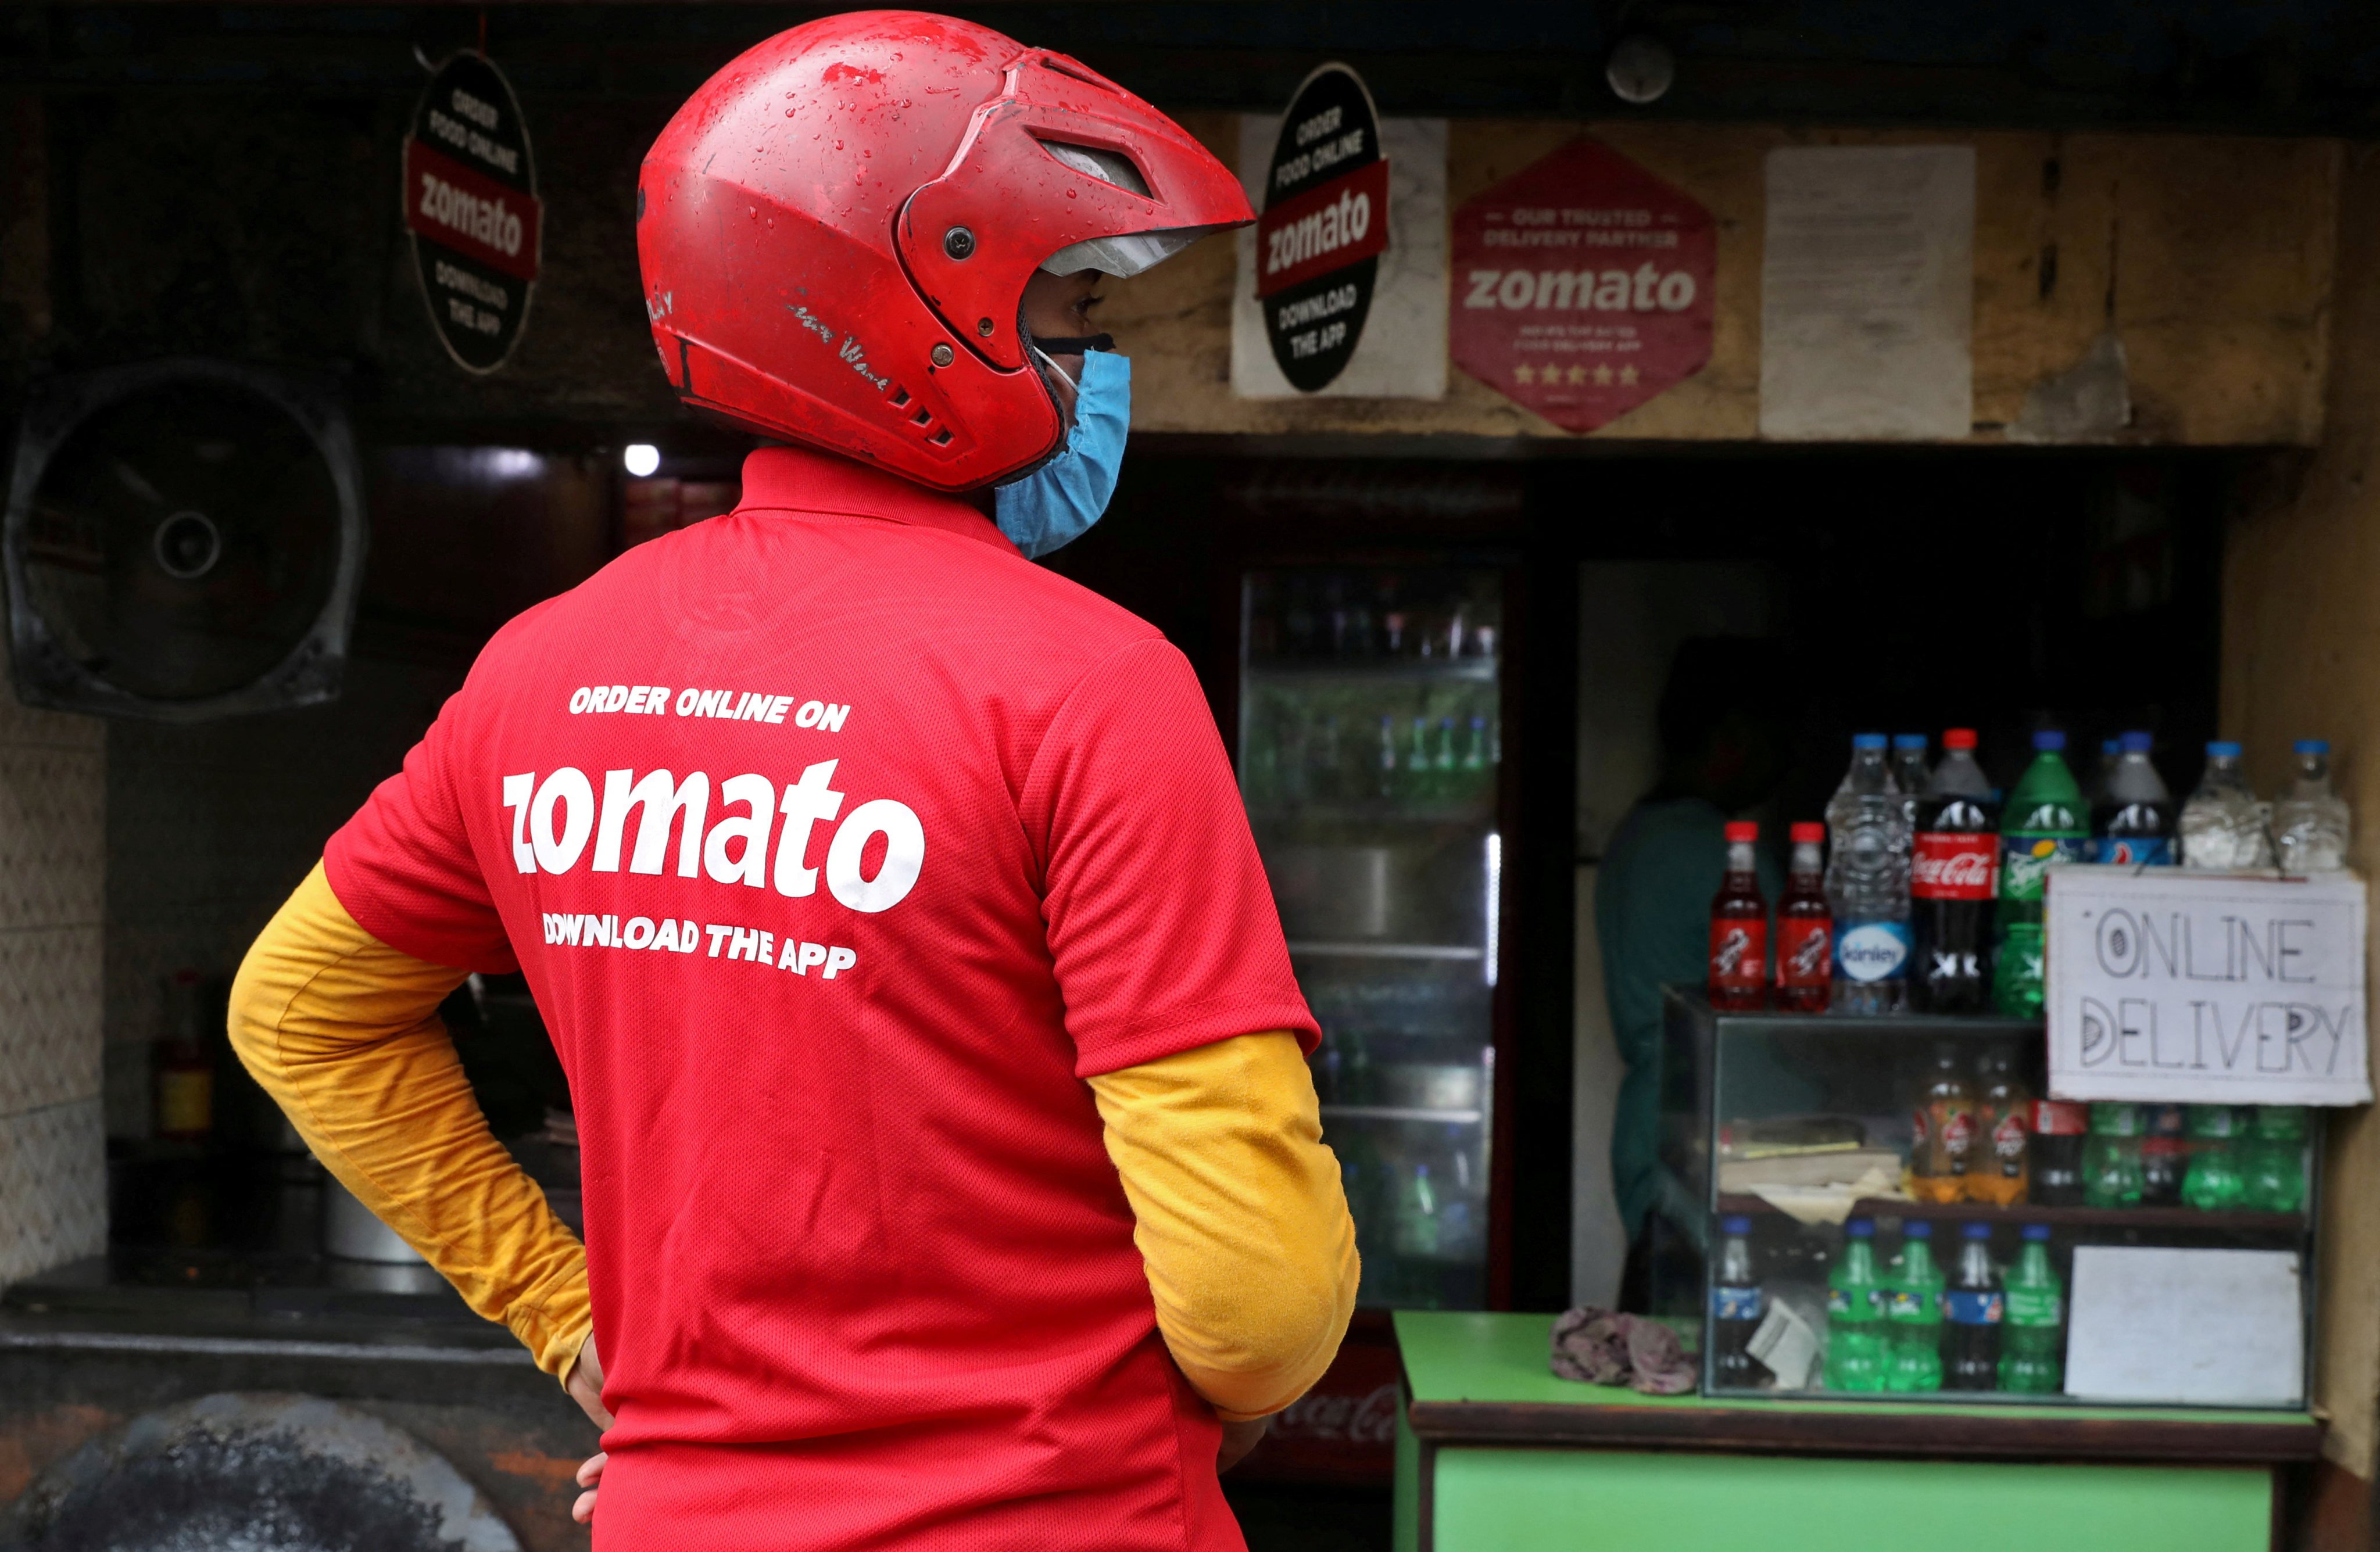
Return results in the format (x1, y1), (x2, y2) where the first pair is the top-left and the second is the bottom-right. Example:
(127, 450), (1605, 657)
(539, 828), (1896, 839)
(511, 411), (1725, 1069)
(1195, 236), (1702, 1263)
(2046, 866), (2371, 1106)
(2064, 1246), (2304, 1406)
(1232, 114), (1448, 399)
(1758, 145), (1974, 440)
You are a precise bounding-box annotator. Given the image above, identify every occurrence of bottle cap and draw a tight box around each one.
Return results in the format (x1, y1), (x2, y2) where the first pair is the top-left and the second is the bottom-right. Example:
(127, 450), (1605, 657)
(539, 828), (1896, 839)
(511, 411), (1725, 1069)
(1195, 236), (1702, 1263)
(1943, 727), (1978, 751)
(2021, 1223), (2052, 1242)
(1724, 820), (1759, 841)
(1852, 732), (1888, 750)
(1790, 821), (1826, 844)
(2297, 738), (2330, 755)
(1963, 1221), (1992, 1239)
(1892, 734), (1928, 751)
(2123, 731), (2154, 754)
(1903, 1221), (1932, 1239)
(1720, 1215), (1752, 1235)
(2032, 730), (2067, 752)
(2102, 738), (2122, 755)
(2207, 740), (2243, 758)
(1846, 1218), (1874, 1238)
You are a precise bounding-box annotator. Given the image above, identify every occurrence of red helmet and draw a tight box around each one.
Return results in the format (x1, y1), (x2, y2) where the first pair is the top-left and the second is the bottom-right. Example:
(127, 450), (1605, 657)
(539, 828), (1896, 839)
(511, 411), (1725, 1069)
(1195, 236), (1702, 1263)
(638, 11), (1251, 492)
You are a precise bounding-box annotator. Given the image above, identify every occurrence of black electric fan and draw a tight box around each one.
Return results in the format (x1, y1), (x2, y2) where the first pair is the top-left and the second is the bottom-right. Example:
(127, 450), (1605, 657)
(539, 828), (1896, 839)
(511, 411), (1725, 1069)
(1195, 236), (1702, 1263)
(2, 359), (367, 721)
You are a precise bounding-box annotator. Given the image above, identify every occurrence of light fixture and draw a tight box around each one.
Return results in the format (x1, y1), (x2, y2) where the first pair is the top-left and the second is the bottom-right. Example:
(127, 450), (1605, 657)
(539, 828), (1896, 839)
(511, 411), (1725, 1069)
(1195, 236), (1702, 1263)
(622, 443), (661, 478)
(1606, 35), (1676, 105)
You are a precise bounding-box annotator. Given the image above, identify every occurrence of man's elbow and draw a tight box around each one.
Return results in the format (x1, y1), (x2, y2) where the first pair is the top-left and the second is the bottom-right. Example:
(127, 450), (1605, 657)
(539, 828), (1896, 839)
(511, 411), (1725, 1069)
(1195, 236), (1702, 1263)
(1167, 1223), (1359, 1418)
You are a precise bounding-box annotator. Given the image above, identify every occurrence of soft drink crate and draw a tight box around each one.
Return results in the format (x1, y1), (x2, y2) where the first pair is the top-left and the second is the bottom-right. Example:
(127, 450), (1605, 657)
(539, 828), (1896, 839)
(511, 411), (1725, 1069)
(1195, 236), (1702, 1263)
(1659, 988), (2320, 1407)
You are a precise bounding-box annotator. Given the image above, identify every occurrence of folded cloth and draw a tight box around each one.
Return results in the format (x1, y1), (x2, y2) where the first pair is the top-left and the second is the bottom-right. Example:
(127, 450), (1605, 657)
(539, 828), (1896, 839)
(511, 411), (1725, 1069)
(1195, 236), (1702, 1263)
(1549, 1306), (1698, 1395)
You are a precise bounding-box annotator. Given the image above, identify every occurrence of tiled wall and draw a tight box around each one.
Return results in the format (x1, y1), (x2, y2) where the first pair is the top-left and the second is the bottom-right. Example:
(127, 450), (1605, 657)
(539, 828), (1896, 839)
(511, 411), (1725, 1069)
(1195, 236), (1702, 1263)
(0, 679), (105, 1285)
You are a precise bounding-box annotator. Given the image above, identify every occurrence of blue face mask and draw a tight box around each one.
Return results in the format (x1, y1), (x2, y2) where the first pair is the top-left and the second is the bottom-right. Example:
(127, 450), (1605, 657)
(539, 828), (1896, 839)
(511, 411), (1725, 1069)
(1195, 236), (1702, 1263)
(994, 348), (1129, 560)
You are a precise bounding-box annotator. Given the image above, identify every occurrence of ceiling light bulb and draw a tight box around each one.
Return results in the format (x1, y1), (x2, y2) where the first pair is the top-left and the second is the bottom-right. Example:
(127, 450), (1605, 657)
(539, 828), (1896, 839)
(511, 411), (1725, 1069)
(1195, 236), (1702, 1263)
(623, 443), (661, 478)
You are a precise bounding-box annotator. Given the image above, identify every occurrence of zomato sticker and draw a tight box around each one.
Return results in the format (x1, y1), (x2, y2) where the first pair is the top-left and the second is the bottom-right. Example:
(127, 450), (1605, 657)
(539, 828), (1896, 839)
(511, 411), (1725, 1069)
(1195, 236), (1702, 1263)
(1450, 138), (1715, 432)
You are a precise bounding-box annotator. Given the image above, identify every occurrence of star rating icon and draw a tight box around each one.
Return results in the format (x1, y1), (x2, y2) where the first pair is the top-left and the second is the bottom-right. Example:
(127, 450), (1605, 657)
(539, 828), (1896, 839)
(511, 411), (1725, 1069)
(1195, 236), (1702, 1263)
(1514, 363), (1535, 385)
(1619, 364), (1640, 386)
(1566, 364), (1588, 386)
(1592, 364), (1614, 386)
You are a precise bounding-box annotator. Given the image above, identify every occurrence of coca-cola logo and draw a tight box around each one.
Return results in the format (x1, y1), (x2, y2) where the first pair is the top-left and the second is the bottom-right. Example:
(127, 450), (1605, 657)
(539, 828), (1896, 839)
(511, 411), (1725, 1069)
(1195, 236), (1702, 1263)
(1912, 833), (1996, 899)
(1272, 1382), (1400, 1445)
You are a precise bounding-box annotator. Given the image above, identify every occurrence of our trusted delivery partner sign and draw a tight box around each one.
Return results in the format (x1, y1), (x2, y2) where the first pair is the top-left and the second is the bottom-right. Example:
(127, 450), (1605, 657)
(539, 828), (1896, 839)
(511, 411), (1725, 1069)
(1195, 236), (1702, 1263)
(2046, 866), (2371, 1106)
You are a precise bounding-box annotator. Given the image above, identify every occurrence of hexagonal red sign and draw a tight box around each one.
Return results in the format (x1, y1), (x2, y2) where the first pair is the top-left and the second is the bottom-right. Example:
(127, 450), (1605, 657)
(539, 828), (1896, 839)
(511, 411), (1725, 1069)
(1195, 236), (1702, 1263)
(1451, 139), (1715, 432)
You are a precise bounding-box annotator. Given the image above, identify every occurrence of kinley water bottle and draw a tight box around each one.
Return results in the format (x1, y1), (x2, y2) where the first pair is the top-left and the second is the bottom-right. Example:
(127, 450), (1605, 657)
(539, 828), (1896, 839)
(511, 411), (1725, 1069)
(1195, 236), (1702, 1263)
(1826, 734), (1910, 1013)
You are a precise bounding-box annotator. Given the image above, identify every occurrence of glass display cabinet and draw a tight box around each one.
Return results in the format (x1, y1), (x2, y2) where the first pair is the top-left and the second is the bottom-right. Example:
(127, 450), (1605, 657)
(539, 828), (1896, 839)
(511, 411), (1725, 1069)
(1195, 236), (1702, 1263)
(1239, 567), (1503, 1311)
(1654, 988), (2320, 1407)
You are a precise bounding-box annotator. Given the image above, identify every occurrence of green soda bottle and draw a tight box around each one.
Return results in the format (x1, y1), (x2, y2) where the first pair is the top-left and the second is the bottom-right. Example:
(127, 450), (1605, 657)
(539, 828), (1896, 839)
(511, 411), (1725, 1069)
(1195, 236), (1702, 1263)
(2243, 1106), (2310, 1214)
(1824, 1218), (1888, 1392)
(1994, 731), (2088, 1018)
(1998, 1224), (2066, 1393)
(2181, 1104), (2247, 1210)
(2082, 1102), (2145, 1208)
(1882, 1221), (1945, 1393)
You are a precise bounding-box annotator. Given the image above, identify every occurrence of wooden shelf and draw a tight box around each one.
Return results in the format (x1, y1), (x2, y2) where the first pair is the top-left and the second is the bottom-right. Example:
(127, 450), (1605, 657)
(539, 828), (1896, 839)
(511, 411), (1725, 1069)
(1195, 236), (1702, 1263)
(1716, 1192), (2306, 1234)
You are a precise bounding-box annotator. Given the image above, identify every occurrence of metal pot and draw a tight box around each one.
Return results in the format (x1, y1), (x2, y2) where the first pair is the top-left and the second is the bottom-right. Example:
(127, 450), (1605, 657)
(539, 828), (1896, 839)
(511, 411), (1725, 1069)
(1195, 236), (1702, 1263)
(1376, 1062), (1483, 1112)
(320, 1175), (428, 1266)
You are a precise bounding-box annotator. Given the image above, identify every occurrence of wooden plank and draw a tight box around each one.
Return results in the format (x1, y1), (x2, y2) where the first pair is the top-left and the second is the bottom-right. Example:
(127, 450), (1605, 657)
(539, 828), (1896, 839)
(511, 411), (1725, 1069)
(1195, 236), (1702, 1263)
(1119, 119), (2338, 446)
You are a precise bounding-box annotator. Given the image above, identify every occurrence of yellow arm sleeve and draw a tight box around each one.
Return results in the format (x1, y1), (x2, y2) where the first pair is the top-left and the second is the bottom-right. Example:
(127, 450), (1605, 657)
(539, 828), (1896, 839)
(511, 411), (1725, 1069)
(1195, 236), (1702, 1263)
(227, 861), (593, 1383)
(1087, 1032), (1358, 1421)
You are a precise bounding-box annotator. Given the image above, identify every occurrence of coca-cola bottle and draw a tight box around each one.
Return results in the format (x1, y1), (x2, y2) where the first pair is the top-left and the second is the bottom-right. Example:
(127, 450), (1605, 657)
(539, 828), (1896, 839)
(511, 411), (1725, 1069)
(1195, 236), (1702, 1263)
(1774, 822), (1832, 1013)
(1910, 728), (1999, 1013)
(1708, 821), (1769, 1012)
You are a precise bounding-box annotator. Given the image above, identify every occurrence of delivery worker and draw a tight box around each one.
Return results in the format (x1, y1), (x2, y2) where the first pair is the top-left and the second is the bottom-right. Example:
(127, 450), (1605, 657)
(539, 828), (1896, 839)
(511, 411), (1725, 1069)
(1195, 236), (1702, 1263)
(227, 13), (1357, 1551)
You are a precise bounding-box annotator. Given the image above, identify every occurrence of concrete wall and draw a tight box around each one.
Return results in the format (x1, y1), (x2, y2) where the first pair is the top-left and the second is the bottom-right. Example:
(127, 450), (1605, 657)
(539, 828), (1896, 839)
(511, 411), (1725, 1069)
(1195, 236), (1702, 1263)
(0, 664), (105, 1285)
(2222, 141), (2380, 1491)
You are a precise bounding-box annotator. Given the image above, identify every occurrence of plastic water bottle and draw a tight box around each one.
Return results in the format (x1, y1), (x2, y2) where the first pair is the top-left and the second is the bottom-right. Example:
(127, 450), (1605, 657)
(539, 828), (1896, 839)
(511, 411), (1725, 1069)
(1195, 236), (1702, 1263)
(2274, 739), (2351, 873)
(2181, 741), (2273, 869)
(1825, 734), (1910, 1014)
(1824, 1218), (1887, 1392)
(1998, 1224), (2065, 1393)
(2092, 732), (2175, 866)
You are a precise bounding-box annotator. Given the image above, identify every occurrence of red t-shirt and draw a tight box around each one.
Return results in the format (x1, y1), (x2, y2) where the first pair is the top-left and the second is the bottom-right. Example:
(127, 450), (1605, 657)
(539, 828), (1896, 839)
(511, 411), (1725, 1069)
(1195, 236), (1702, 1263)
(324, 445), (1316, 1552)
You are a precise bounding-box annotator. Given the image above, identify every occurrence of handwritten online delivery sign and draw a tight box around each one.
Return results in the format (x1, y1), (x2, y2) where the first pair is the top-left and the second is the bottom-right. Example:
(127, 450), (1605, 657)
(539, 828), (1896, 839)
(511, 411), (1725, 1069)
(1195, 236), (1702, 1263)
(2047, 866), (2370, 1106)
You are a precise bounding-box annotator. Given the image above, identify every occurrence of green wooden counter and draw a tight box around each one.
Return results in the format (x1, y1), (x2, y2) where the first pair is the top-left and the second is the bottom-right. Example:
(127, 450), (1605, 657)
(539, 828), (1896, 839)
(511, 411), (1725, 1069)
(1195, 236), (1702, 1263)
(1393, 1311), (2322, 1552)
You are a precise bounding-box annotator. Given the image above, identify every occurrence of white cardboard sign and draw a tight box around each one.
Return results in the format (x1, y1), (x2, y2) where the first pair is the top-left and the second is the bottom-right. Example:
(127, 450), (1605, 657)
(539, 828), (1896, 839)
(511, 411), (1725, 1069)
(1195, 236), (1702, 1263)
(2047, 865), (2370, 1105)
(2064, 1246), (2304, 1407)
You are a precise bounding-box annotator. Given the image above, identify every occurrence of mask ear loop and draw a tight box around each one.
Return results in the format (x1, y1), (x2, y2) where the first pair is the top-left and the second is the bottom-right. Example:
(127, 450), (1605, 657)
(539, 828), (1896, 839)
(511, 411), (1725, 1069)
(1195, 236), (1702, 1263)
(1030, 345), (1080, 392)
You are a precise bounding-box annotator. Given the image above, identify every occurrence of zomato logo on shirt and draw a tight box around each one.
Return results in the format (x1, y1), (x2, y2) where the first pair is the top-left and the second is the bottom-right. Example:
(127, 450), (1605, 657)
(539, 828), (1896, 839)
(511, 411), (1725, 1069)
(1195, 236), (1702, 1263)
(500, 757), (925, 914)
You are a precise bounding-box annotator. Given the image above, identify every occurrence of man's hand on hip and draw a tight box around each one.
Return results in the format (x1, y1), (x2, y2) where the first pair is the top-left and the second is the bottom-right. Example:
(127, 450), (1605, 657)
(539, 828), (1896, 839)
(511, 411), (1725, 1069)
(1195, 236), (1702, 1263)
(566, 1331), (612, 1524)
(1218, 1417), (1267, 1473)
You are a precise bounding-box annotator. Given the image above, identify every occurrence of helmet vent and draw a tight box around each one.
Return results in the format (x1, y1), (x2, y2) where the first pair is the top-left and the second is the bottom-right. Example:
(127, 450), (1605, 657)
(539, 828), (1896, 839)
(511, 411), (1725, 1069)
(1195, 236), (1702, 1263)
(1037, 140), (1150, 199)
(930, 428), (954, 446)
(1038, 57), (1119, 94)
(910, 406), (933, 428)
(887, 386), (911, 409)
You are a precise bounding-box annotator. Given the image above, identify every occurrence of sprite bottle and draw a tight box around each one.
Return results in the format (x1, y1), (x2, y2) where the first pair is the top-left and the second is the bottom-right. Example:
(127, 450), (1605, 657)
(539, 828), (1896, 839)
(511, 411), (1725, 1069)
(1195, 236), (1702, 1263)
(1824, 1218), (1888, 1392)
(2243, 1106), (2310, 1214)
(1994, 731), (2088, 1018)
(1998, 1224), (2066, 1393)
(2082, 1102), (2145, 1209)
(2181, 1104), (2247, 1210)
(1881, 1221), (1945, 1393)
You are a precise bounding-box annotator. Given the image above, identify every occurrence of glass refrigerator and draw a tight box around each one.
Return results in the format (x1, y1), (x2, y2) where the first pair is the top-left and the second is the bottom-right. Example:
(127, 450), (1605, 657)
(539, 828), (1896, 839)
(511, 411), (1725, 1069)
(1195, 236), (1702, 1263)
(1230, 565), (1512, 1477)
